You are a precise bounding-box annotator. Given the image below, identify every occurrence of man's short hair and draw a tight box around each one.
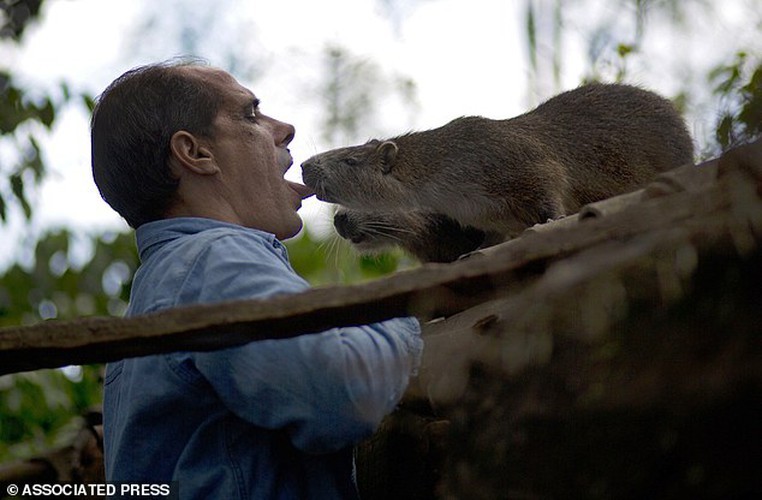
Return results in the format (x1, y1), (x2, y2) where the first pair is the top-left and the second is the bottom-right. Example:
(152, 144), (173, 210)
(91, 57), (221, 228)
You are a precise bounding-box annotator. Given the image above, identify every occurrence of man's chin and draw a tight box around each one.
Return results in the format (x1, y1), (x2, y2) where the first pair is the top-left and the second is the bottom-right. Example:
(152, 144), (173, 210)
(277, 217), (304, 241)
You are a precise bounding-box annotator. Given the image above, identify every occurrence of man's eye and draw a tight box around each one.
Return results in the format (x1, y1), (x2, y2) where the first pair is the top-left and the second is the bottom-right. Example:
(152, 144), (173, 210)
(246, 104), (261, 122)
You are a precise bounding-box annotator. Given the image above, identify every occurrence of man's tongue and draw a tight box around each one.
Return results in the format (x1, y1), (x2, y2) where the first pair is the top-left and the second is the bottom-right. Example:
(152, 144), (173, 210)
(288, 181), (315, 199)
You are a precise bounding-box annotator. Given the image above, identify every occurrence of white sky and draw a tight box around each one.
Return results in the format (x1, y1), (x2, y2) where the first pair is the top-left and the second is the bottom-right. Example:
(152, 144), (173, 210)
(3, 0), (527, 252)
(1, 0), (759, 267)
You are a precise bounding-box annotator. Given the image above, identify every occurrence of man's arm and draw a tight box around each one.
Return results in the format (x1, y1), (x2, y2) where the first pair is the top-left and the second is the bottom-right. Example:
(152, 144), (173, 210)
(186, 231), (422, 452)
(194, 317), (421, 453)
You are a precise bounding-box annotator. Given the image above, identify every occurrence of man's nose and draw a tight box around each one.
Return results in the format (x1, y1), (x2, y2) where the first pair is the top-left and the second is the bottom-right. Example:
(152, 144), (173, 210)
(274, 120), (295, 148)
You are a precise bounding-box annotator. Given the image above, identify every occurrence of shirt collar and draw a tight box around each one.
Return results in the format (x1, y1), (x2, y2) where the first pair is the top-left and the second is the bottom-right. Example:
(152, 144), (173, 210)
(135, 217), (278, 262)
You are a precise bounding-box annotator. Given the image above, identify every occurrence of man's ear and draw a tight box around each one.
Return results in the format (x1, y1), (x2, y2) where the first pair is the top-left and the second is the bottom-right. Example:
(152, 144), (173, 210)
(169, 130), (218, 176)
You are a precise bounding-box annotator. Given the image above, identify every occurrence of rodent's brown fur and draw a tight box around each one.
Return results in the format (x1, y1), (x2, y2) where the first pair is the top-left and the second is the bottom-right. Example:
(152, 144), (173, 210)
(302, 83), (694, 239)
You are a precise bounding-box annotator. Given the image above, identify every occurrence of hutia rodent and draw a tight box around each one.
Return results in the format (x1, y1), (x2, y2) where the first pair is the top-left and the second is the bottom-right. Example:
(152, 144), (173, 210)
(302, 83), (694, 260)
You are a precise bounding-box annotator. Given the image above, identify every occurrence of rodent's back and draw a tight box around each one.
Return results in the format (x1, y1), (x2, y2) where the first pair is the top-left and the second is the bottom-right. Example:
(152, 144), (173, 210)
(522, 83), (693, 208)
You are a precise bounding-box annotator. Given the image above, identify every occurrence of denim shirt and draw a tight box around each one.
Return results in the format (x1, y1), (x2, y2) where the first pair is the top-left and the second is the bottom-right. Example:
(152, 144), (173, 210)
(103, 218), (422, 499)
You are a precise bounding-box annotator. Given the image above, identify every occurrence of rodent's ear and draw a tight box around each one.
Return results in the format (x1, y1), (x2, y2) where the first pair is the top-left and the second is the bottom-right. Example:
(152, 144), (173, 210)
(378, 141), (398, 174)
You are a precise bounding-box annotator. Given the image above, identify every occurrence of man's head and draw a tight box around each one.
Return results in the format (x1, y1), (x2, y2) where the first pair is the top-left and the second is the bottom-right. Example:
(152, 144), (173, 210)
(91, 58), (312, 239)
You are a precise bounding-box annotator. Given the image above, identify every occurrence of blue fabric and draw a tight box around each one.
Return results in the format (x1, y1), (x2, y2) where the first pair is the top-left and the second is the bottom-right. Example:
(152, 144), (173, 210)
(103, 217), (422, 499)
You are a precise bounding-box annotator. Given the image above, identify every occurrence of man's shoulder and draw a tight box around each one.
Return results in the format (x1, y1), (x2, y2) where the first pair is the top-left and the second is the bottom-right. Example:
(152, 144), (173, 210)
(193, 225), (290, 268)
(129, 218), (300, 312)
(138, 217), (281, 257)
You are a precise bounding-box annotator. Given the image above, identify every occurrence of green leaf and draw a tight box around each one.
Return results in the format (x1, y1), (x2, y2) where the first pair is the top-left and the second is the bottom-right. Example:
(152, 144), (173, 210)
(9, 173), (31, 219)
(26, 136), (45, 181)
(82, 93), (96, 112)
(526, 1), (538, 72)
(715, 114), (734, 149)
(617, 43), (635, 57)
(38, 98), (55, 128)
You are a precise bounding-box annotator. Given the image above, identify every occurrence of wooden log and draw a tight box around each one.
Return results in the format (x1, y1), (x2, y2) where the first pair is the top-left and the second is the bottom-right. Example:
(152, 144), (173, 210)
(442, 239), (761, 498)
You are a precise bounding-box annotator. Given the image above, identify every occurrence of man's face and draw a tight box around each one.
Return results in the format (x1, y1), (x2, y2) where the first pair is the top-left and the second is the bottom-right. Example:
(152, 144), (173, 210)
(186, 66), (312, 239)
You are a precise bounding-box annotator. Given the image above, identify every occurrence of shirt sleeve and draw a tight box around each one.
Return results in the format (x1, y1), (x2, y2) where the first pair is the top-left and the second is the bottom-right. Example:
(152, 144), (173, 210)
(185, 233), (423, 453)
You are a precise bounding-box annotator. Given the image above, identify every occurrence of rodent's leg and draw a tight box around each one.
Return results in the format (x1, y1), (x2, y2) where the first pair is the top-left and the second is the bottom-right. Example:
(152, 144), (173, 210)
(536, 196), (567, 224)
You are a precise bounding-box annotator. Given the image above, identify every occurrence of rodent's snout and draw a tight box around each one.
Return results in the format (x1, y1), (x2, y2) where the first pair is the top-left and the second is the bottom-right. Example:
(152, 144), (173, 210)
(333, 211), (364, 243)
(333, 211), (351, 237)
(301, 157), (339, 203)
(300, 158), (320, 188)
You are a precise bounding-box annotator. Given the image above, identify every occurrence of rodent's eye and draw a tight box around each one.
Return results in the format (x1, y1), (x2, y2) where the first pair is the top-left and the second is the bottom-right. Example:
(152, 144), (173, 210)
(343, 157), (359, 167)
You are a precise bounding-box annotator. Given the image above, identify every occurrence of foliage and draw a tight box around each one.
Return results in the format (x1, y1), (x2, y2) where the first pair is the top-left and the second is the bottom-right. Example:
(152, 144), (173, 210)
(0, 2), (119, 460)
(1, 1), (97, 226)
(524, 0), (563, 96)
(0, 366), (102, 462)
(0, 229), (138, 461)
(710, 53), (762, 151)
(286, 228), (412, 286)
(0, 230), (137, 327)
(319, 44), (418, 147)
(0, 0), (43, 41)
(0, 72), (55, 221)
(1, 1), (55, 222)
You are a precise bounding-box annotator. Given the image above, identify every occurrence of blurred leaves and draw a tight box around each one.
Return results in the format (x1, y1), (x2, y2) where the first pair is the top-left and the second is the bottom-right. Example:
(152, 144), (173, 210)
(0, 73), (55, 133)
(0, 230), (138, 328)
(710, 52), (762, 151)
(524, 0), (563, 97)
(1, 3), (94, 225)
(286, 227), (409, 286)
(0, 229), (138, 461)
(0, 71), (59, 222)
(320, 44), (418, 146)
(0, 366), (102, 461)
(0, 0), (43, 40)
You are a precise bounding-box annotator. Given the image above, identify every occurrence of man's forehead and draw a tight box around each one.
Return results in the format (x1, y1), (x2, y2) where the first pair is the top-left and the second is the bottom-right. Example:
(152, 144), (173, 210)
(181, 65), (257, 102)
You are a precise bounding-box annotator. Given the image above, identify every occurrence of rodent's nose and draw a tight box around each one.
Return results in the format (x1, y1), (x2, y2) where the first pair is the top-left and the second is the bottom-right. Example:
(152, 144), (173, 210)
(334, 211), (365, 243)
(300, 159), (320, 189)
(333, 211), (351, 238)
(302, 157), (339, 203)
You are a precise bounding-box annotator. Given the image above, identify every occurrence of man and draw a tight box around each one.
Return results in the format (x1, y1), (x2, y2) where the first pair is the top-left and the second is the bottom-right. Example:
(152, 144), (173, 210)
(91, 58), (422, 499)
